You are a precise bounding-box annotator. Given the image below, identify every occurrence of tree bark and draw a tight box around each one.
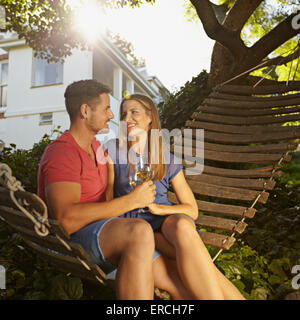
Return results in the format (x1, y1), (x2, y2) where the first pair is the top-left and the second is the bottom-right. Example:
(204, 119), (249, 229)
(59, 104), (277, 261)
(206, 0), (263, 88)
(190, 0), (246, 58)
(191, 0), (300, 89)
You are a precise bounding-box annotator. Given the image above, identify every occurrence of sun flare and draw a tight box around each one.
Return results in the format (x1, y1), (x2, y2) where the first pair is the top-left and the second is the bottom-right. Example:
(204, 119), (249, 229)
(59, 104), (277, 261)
(70, 0), (108, 43)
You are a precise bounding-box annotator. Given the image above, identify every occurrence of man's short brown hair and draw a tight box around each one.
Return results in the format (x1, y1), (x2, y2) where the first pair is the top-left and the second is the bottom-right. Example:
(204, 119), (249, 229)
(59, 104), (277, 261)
(64, 79), (111, 122)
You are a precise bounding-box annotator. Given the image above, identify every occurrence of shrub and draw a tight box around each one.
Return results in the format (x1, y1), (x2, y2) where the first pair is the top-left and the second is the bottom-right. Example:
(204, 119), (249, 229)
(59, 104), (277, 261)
(158, 70), (209, 130)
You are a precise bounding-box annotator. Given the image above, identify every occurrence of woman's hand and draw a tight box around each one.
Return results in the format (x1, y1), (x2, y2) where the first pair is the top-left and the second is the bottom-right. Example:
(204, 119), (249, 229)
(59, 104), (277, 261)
(147, 203), (167, 216)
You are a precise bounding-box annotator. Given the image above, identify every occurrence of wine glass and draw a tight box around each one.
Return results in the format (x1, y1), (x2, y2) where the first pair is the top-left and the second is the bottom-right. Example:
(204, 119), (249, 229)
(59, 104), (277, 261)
(129, 156), (154, 213)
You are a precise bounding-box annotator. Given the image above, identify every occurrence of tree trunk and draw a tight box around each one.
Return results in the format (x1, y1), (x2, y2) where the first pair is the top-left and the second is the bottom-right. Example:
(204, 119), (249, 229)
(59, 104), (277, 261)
(191, 0), (300, 89)
(208, 43), (237, 88)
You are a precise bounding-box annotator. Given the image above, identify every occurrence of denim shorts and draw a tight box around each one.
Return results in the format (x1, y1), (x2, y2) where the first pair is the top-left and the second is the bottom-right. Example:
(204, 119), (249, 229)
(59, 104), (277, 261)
(69, 217), (163, 280)
(69, 213), (199, 280)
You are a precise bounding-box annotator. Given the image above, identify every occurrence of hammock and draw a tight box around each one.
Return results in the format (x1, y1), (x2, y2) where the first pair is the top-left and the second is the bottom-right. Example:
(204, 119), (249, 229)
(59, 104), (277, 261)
(0, 81), (300, 293)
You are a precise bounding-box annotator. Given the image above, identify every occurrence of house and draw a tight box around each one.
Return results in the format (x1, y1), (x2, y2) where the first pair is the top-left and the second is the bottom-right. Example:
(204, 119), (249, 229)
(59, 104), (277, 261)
(0, 34), (169, 150)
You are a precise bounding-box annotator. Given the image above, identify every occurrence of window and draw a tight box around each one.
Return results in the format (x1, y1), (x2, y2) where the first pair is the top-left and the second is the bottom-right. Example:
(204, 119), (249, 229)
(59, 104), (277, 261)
(39, 113), (53, 125)
(33, 56), (63, 87)
(0, 63), (8, 107)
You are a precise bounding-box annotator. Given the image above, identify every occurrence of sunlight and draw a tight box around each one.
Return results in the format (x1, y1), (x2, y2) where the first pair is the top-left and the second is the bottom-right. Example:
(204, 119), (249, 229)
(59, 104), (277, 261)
(70, 0), (108, 43)
(66, 0), (214, 90)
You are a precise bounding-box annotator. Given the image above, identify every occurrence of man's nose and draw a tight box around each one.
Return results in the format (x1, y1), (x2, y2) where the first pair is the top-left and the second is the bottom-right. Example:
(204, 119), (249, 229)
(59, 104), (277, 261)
(108, 110), (114, 119)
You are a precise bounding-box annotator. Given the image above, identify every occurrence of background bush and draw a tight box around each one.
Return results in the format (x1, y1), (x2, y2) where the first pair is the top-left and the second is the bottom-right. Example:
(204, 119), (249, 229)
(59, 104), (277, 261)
(157, 70), (209, 130)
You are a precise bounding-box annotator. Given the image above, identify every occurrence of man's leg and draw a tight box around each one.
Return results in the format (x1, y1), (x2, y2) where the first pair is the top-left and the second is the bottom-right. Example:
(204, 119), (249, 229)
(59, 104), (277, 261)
(99, 218), (155, 300)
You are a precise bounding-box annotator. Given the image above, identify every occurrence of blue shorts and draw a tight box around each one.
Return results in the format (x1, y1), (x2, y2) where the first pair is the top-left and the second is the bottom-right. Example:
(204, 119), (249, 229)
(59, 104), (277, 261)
(69, 213), (198, 280)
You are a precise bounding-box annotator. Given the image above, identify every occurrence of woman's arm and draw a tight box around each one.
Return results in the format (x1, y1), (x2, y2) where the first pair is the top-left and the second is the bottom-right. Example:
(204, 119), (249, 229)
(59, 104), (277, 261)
(106, 154), (115, 201)
(148, 170), (199, 220)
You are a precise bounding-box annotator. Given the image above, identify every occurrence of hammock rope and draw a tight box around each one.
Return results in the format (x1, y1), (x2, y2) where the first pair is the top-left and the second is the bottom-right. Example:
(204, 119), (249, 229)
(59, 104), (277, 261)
(0, 163), (104, 284)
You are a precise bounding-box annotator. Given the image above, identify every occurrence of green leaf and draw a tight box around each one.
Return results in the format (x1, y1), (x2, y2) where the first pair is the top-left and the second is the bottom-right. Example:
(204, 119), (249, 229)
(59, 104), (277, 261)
(268, 275), (282, 285)
(10, 269), (26, 289)
(24, 290), (47, 300)
(49, 274), (83, 300)
(268, 259), (290, 279)
(250, 287), (269, 300)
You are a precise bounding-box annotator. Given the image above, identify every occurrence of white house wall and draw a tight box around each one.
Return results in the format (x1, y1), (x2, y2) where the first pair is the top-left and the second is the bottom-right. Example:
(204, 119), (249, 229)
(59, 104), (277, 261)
(2, 110), (70, 149)
(1, 95), (120, 150)
(0, 39), (165, 150)
(1, 48), (96, 149)
(5, 47), (92, 117)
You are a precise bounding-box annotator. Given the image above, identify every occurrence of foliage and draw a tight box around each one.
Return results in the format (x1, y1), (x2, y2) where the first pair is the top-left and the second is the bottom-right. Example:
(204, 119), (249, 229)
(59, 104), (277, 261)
(0, 221), (84, 300)
(0, 0), (155, 62)
(241, 0), (299, 46)
(158, 70), (209, 130)
(184, 0), (300, 84)
(0, 127), (62, 193)
(207, 152), (300, 300)
(184, 0), (299, 45)
(0, 0), (78, 62)
(183, 0), (235, 24)
(214, 241), (298, 300)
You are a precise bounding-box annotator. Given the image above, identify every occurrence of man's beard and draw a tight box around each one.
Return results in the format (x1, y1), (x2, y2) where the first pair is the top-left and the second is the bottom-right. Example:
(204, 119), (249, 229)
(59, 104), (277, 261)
(89, 116), (109, 135)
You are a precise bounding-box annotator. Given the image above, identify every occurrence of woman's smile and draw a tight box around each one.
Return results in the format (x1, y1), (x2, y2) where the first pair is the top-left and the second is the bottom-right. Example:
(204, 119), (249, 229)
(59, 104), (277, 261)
(127, 122), (137, 131)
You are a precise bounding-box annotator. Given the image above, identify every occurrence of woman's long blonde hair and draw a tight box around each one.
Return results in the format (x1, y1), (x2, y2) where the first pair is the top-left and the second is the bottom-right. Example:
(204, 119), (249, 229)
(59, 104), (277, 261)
(119, 93), (167, 181)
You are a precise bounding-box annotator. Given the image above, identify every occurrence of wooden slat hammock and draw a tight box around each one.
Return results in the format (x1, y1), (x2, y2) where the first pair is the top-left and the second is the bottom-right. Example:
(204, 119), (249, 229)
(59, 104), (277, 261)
(0, 81), (300, 292)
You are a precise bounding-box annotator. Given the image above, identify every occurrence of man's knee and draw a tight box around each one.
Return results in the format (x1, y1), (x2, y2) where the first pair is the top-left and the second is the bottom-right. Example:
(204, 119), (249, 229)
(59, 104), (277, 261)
(99, 218), (154, 266)
(126, 219), (155, 251)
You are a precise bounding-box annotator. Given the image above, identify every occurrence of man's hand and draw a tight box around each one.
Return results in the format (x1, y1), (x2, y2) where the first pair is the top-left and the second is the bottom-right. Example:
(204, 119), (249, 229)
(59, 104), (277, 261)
(129, 181), (156, 209)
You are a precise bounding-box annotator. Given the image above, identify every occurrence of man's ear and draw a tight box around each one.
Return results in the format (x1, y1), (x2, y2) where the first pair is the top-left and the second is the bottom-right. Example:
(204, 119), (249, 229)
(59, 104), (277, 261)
(79, 104), (89, 119)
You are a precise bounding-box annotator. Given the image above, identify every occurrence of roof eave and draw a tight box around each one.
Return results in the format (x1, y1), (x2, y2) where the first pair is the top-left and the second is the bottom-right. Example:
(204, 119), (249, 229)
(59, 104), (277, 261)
(100, 37), (158, 98)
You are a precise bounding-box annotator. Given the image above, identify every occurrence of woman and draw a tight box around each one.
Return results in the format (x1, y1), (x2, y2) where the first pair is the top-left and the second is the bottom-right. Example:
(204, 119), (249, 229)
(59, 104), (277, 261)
(105, 93), (245, 300)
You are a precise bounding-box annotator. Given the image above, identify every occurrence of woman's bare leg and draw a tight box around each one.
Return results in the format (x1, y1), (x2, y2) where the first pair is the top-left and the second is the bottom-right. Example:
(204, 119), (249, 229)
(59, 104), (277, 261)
(214, 266), (246, 300)
(153, 255), (193, 300)
(154, 232), (176, 260)
(155, 225), (245, 300)
(99, 218), (155, 300)
(160, 214), (242, 300)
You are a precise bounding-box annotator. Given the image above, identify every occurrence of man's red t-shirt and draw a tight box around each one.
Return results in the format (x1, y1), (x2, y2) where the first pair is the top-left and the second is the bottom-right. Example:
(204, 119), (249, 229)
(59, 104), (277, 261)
(38, 131), (107, 212)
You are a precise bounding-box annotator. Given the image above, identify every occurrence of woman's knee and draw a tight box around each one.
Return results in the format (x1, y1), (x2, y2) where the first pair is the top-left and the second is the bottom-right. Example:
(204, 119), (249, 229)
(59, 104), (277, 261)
(162, 214), (197, 243)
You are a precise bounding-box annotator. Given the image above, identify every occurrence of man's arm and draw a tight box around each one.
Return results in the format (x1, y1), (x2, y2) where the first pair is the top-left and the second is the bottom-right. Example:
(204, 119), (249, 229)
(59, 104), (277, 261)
(46, 180), (156, 235)
(105, 155), (114, 201)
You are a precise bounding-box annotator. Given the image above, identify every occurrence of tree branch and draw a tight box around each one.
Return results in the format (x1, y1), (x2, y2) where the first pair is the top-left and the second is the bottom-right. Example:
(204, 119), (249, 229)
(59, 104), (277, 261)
(210, 2), (229, 24)
(223, 0), (264, 32)
(250, 11), (300, 62)
(261, 46), (300, 68)
(190, 0), (247, 58)
(246, 75), (300, 86)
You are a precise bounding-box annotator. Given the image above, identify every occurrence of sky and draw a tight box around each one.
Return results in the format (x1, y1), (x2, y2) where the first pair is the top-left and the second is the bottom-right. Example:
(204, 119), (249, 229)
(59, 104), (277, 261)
(103, 0), (215, 92)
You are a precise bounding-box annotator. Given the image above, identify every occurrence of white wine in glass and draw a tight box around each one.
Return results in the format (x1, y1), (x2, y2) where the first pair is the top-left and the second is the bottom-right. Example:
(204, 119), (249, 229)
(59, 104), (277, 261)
(129, 161), (155, 212)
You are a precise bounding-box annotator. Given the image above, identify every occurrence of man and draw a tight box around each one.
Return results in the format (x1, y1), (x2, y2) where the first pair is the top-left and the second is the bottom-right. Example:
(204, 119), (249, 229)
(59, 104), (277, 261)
(38, 80), (188, 300)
